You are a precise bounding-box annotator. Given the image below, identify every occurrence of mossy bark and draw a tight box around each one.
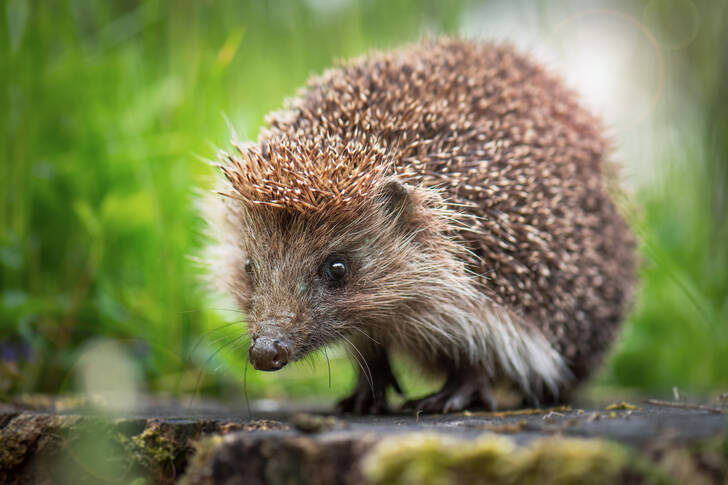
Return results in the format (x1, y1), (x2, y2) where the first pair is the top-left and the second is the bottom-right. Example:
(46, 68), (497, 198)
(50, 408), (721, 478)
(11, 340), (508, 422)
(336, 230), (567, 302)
(1, 399), (726, 484)
(0, 404), (288, 485)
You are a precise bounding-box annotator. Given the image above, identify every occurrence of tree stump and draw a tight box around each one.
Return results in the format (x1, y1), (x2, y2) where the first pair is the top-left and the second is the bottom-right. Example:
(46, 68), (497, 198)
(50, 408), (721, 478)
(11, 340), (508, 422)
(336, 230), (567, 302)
(1, 396), (726, 484)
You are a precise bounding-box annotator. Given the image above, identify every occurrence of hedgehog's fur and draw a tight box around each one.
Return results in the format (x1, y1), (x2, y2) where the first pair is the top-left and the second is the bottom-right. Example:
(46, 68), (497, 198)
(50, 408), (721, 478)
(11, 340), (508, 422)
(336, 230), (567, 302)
(207, 38), (636, 413)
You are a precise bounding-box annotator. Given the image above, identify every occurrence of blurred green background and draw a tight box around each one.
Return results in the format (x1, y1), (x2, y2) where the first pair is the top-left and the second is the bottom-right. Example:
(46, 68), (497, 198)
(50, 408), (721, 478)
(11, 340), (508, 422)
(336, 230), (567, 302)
(1, 0), (726, 403)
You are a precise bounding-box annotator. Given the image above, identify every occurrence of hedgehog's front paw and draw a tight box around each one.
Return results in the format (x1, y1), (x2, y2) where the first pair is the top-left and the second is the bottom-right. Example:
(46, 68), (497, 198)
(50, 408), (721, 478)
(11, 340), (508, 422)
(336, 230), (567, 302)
(336, 369), (403, 415)
(336, 377), (399, 414)
(336, 386), (389, 415)
(402, 372), (495, 414)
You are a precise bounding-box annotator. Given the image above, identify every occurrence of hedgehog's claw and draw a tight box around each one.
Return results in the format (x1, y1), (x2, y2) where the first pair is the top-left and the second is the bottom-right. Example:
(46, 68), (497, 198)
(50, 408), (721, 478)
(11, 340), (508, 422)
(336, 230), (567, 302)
(402, 371), (495, 414)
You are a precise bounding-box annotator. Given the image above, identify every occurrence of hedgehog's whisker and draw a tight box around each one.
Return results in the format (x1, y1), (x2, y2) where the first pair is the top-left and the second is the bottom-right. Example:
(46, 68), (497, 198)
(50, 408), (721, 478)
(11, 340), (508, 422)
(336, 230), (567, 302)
(191, 333), (246, 405)
(339, 344), (372, 396)
(335, 330), (374, 396)
(345, 326), (381, 346)
(183, 320), (247, 375)
(323, 347), (332, 389)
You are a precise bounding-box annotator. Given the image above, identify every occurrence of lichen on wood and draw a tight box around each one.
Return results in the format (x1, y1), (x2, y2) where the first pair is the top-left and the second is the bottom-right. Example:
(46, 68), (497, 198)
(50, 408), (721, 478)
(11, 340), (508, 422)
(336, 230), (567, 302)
(362, 433), (628, 485)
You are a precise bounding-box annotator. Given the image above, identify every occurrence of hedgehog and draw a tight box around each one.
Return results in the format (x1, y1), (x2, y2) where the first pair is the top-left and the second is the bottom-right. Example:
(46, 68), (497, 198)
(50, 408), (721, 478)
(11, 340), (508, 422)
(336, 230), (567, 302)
(206, 38), (636, 414)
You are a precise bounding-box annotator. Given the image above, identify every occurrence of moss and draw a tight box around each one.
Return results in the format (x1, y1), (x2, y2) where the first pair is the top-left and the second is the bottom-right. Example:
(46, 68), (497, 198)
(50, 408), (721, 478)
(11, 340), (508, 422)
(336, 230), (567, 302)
(364, 433), (728, 485)
(605, 402), (640, 411)
(463, 405), (572, 418)
(185, 434), (225, 471)
(362, 433), (628, 485)
(519, 439), (628, 485)
(290, 413), (346, 433)
(479, 420), (527, 433)
(130, 428), (177, 465)
(0, 414), (78, 474)
(118, 420), (199, 485)
(648, 434), (728, 485)
(238, 419), (290, 432)
(178, 435), (226, 485)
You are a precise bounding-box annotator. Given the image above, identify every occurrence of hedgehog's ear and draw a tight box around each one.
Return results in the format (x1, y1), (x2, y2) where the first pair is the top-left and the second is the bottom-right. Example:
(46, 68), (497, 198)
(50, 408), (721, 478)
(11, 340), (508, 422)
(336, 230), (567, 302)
(376, 178), (414, 224)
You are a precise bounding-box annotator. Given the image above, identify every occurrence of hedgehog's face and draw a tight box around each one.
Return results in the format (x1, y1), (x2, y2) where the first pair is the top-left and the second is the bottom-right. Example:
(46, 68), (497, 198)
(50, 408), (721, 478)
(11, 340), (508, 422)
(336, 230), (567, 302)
(235, 211), (360, 371)
(230, 179), (450, 371)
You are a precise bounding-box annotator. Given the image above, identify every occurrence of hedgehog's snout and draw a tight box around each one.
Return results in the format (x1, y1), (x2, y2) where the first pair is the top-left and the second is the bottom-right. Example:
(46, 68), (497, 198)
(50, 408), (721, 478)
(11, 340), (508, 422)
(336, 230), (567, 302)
(249, 337), (290, 371)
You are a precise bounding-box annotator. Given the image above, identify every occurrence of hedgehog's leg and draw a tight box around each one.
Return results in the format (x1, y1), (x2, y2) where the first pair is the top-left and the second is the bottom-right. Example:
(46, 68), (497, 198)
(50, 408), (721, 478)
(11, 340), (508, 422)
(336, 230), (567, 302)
(402, 368), (495, 414)
(336, 344), (402, 415)
(521, 381), (571, 408)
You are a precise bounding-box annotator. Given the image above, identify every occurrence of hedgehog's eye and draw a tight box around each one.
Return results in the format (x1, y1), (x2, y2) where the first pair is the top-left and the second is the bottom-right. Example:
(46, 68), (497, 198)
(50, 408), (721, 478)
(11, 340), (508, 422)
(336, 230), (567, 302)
(324, 256), (348, 284)
(244, 258), (253, 276)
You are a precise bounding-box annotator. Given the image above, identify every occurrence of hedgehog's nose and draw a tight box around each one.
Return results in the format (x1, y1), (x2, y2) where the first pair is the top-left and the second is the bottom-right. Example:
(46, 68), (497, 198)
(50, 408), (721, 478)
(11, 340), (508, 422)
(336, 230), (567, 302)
(249, 337), (289, 371)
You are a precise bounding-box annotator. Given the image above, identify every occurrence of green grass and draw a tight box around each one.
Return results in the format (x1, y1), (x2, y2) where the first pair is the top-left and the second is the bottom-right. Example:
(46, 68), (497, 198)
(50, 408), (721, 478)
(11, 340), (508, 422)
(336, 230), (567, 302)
(1, 0), (726, 402)
(600, 0), (728, 391)
(603, 130), (728, 390)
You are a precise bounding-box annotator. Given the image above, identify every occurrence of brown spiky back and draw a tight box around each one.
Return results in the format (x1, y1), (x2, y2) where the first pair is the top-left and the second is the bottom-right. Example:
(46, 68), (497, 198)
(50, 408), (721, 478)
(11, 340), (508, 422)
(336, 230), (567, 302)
(220, 131), (402, 214)
(220, 38), (635, 380)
